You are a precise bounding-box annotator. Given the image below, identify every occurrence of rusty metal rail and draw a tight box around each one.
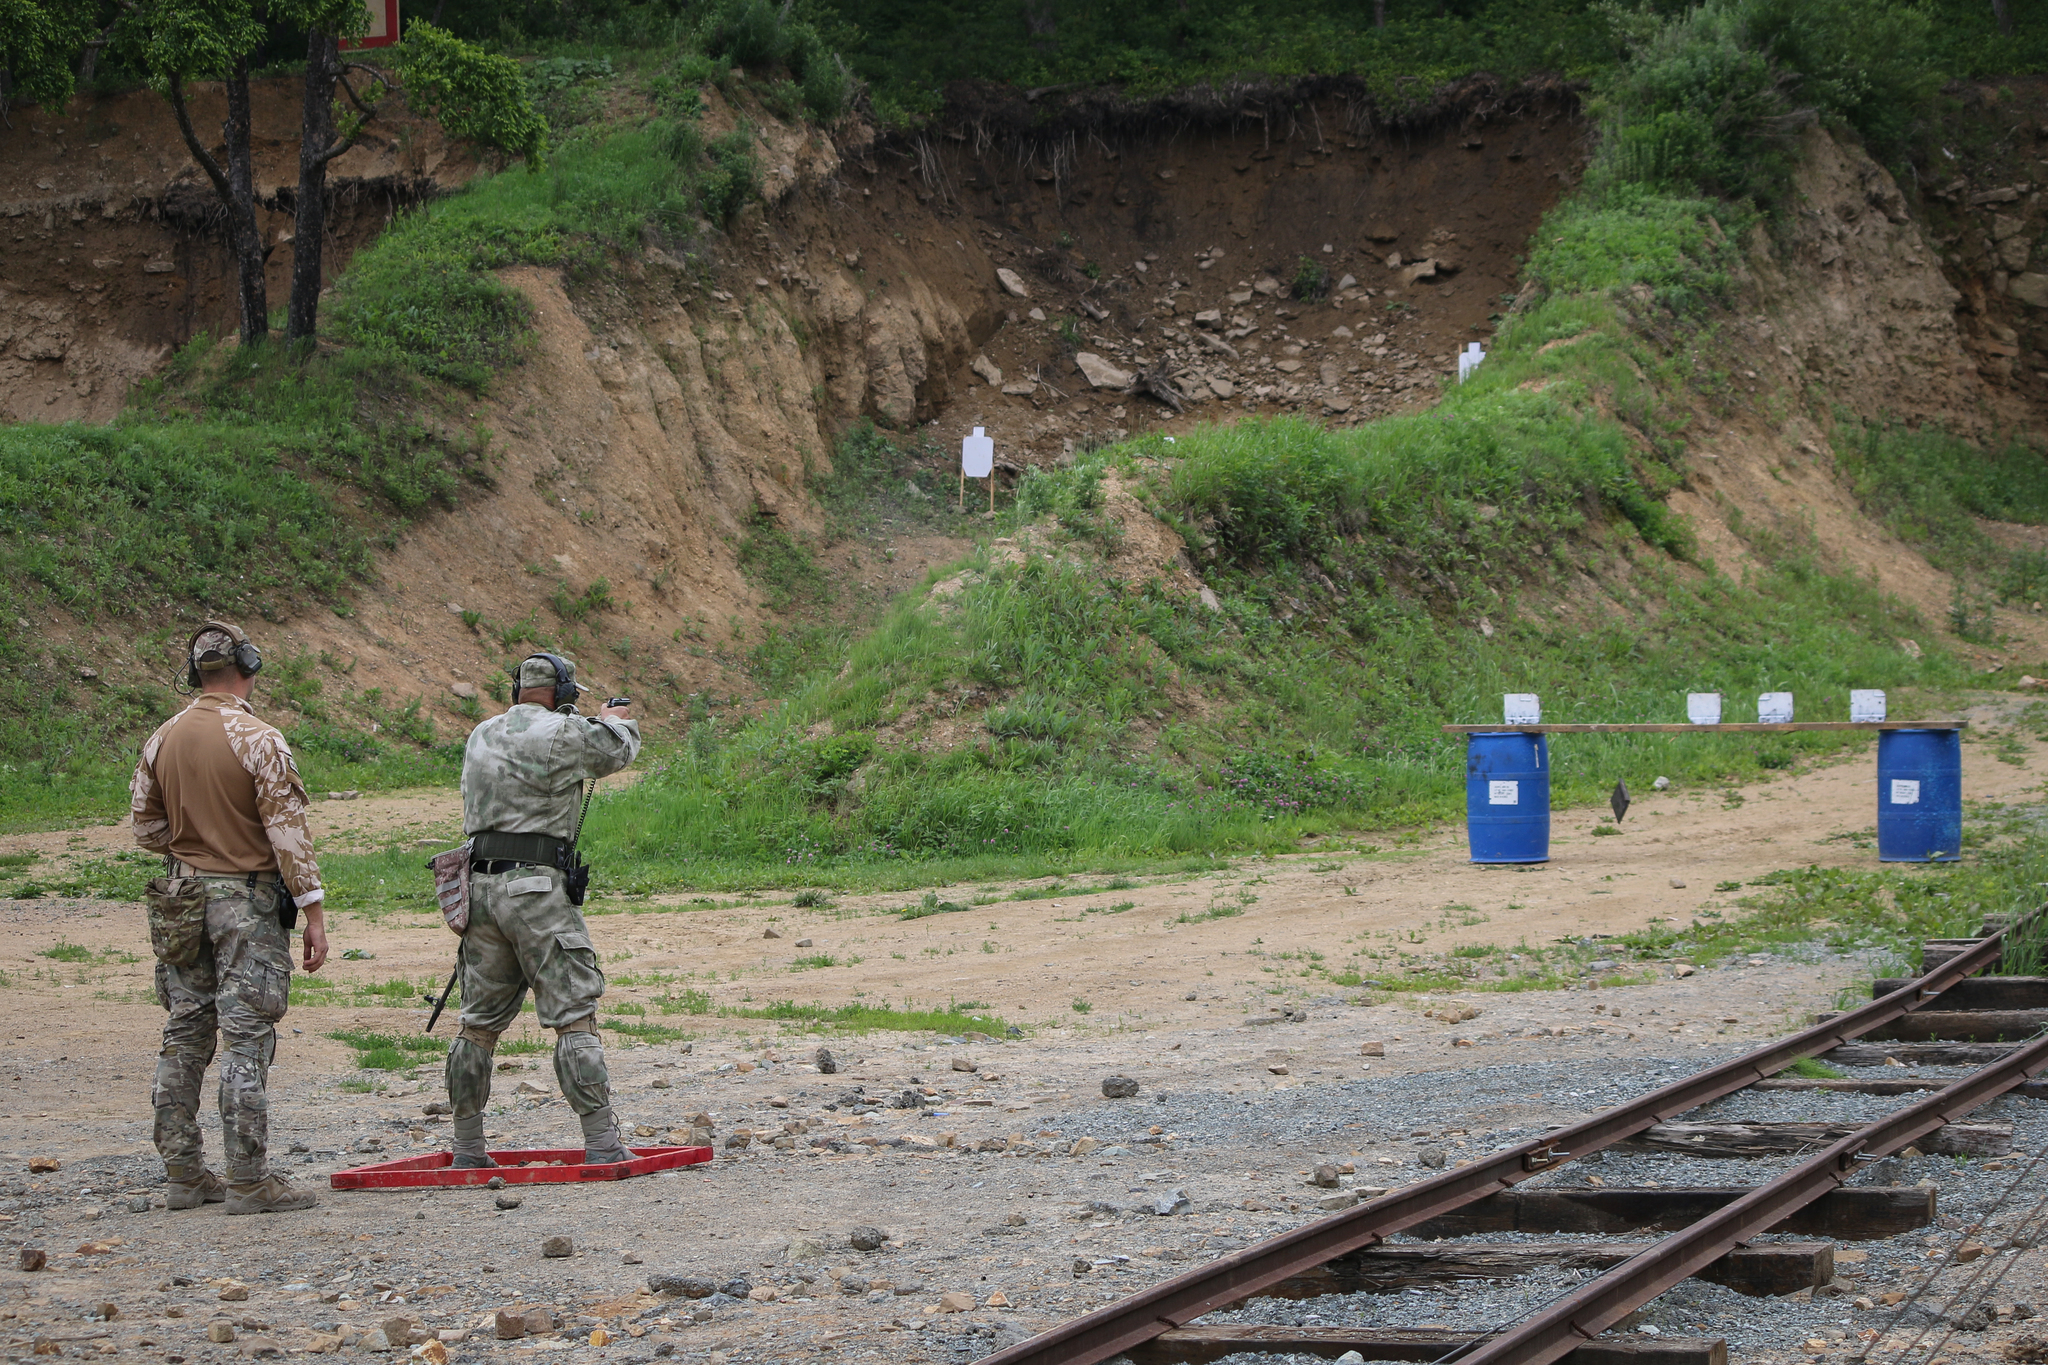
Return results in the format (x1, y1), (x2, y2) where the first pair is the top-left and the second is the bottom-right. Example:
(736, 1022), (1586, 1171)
(1457, 1028), (2048, 1365)
(974, 914), (2040, 1365)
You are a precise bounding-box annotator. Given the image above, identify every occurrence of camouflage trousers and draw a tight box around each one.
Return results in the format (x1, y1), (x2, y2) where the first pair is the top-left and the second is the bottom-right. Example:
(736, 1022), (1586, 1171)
(447, 866), (612, 1141)
(152, 876), (291, 1184)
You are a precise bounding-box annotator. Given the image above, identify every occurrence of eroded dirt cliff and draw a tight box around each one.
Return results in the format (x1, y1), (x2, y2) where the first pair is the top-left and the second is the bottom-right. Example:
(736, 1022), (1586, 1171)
(0, 80), (487, 422)
(12, 81), (2046, 729)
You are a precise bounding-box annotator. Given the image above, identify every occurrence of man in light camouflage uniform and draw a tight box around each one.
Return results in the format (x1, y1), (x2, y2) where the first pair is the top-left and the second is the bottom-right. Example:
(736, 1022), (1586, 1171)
(447, 654), (639, 1167)
(131, 623), (328, 1214)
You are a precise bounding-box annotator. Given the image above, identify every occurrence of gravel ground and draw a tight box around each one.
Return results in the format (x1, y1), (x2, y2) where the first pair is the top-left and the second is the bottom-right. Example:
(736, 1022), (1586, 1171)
(5, 954), (2048, 1365)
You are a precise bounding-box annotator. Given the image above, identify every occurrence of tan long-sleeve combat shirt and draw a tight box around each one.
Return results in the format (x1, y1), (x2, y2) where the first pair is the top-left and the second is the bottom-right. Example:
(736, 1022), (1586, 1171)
(130, 692), (325, 906)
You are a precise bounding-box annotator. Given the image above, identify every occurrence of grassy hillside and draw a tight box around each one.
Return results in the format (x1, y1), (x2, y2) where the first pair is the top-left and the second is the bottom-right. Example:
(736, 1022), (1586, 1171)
(548, 0), (2048, 894)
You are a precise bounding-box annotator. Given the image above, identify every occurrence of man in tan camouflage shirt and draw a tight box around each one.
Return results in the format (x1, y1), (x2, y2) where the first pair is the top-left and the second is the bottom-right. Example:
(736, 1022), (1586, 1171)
(130, 623), (328, 1214)
(448, 653), (639, 1167)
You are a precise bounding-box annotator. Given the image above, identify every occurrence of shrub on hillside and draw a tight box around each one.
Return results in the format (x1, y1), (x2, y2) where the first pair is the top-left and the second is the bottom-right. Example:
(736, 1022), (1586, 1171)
(698, 0), (852, 120)
(1594, 0), (1938, 205)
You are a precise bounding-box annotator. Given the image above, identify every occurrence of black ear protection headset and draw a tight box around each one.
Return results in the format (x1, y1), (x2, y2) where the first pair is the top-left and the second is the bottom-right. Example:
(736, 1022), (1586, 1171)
(184, 620), (263, 691)
(514, 652), (581, 710)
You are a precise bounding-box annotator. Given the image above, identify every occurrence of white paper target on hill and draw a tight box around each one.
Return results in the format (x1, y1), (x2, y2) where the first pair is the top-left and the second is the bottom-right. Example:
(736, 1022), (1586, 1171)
(962, 427), (994, 477)
(960, 426), (996, 512)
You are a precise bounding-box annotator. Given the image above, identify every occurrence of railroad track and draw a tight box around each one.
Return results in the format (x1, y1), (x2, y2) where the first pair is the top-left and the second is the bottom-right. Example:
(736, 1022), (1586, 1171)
(976, 912), (2048, 1365)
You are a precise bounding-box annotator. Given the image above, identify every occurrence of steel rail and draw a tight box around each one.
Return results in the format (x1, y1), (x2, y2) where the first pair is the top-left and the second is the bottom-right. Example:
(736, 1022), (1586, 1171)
(1455, 1027), (2048, 1365)
(974, 910), (2042, 1365)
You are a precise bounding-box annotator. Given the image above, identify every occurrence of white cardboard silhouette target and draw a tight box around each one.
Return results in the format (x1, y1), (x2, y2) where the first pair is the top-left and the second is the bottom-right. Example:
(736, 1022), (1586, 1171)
(962, 427), (994, 478)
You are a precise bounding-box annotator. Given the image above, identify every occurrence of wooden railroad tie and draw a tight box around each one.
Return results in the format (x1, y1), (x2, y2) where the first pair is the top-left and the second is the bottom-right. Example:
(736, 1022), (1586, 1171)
(1620, 1120), (2009, 1158)
(1872, 977), (2048, 1010)
(1823, 1041), (2021, 1067)
(1411, 1185), (1933, 1239)
(1754, 1077), (2048, 1097)
(1127, 1327), (1726, 1365)
(1814, 1009), (2048, 1043)
(1258, 1240), (1831, 1299)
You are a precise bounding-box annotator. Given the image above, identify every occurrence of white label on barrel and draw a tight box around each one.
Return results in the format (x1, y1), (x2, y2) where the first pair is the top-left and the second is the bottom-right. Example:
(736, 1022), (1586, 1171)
(1890, 779), (1920, 805)
(1488, 781), (1519, 805)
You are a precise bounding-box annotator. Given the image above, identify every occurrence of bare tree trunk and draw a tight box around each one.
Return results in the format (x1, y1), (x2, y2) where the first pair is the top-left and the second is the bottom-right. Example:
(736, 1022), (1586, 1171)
(288, 31), (340, 342)
(224, 58), (269, 345)
(1993, 0), (2014, 36)
(165, 65), (269, 346)
(1374, 0), (1386, 27)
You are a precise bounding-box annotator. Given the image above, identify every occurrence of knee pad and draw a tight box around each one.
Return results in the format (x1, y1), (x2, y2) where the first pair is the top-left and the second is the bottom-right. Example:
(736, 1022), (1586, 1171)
(446, 1036), (496, 1111)
(552, 1029), (611, 1116)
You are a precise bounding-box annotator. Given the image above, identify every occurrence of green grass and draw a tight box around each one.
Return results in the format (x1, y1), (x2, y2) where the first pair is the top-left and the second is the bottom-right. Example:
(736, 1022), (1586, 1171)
(292, 975), (449, 1009)
(603, 1018), (694, 1043)
(722, 999), (1009, 1034)
(1614, 800), (2048, 972)
(328, 1029), (451, 1071)
(1837, 423), (2048, 611)
(1778, 1057), (1848, 1080)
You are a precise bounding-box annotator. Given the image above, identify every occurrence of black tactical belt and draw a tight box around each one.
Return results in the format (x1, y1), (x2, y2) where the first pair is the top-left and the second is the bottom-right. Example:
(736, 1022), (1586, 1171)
(469, 831), (571, 869)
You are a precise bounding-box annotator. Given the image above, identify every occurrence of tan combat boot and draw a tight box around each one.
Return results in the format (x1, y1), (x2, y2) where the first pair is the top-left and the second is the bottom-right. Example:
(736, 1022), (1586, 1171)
(165, 1168), (226, 1210)
(224, 1172), (318, 1215)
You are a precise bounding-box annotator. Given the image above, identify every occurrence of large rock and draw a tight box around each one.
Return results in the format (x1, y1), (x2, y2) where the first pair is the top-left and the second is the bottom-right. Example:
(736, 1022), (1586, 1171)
(648, 1275), (718, 1298)
(971, 355), (1003, 386)
(996, 268), (1030, 298)
(1074, 353), (1132, 389)
(2011, 273), (2048, 308)
(1101, 1075), (1140, 1099)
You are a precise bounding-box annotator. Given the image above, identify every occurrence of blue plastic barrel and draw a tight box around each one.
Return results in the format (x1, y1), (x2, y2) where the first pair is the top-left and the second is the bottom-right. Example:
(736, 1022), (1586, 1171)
(1876, 728), (1962, 862)
(1465, 733), (1550, 863)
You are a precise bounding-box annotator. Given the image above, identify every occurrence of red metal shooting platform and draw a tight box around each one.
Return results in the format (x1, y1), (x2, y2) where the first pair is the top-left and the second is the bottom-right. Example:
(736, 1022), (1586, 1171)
(329, 1145), (713, 1189)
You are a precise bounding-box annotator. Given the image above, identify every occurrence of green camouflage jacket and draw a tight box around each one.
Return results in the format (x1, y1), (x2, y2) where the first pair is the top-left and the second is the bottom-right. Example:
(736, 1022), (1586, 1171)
(462, 704), (641, 840)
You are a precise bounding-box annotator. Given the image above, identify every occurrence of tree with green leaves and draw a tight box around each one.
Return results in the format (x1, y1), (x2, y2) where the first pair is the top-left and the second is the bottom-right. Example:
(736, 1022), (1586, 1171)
(8, 2), (542, 350)
(0, 0), (96, 118)
(287, 18), (545, 342)
(111, 0), (274, 345)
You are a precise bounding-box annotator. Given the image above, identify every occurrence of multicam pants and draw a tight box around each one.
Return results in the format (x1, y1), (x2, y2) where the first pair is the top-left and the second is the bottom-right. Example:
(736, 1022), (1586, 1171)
(152, 876), (291, 1184)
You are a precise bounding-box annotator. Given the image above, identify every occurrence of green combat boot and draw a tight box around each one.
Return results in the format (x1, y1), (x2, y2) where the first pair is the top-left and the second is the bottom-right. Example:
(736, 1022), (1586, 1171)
(165, 1167), (225, 1210)
(580, 1107), (632, 1165)
(224, 1173), (318, 1215)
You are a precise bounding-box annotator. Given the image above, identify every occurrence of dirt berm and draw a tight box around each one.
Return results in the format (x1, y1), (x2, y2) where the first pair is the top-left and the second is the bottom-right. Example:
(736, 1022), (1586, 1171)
(9, 81), (2047, 715)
